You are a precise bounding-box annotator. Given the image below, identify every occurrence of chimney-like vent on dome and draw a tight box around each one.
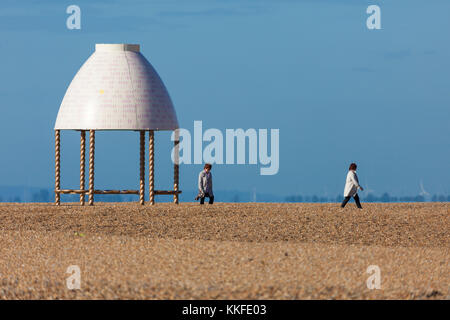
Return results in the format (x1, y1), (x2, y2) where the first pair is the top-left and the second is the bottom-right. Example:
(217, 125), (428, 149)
(95, 43), (140, 52)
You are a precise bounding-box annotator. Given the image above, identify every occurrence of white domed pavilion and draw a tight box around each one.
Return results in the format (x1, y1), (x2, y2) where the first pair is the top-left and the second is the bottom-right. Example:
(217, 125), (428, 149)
(54, 43), (181, 206)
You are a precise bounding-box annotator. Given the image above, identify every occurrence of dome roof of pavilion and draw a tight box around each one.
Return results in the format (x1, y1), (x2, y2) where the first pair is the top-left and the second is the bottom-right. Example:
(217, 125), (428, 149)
(55, 43), (179, 131)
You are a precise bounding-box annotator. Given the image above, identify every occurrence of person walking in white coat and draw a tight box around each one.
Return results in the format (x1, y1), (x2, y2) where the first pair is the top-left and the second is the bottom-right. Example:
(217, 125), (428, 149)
(341, 163), (364, 208)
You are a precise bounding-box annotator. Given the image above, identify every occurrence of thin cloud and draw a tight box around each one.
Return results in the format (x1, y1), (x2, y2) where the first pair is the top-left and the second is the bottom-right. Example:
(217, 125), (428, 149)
(384, 49), (412, 60)
(423, 49), (437, 55)
(158, 6), (269, 18)
(351, 67), (376, 73)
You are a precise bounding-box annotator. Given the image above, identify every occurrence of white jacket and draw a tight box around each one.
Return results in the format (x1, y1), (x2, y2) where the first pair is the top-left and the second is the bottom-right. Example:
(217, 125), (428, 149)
(343, 170), (361, 197)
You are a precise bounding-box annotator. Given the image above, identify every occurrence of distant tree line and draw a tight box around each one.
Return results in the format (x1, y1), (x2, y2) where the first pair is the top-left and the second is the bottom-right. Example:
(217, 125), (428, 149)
(1, 188), (450, 203)
(0, 189), (138, 203)
(284, 195), (330, 203)
(285, 192), (450, 203)
(0, 195), (22, 202)
(32, 189), (51, 202)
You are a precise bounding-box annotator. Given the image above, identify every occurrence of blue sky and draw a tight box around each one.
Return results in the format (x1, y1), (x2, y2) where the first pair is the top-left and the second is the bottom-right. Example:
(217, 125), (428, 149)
(0, 0), (449, 198)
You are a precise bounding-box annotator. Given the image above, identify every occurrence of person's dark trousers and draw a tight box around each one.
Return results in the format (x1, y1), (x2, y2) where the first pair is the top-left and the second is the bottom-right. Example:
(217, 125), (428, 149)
(200, 193), (214, 205)
(341, 194), (362, 208)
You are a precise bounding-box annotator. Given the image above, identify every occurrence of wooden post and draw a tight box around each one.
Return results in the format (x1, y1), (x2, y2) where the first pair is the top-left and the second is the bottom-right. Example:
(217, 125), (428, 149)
(80, 130), (86, 205)
(55, 130), (60, 205)
(139, 131), (145, 205)
(173, 138), (180, 204)
(88, 130), (95, 206)
(148, 130), (155, 205)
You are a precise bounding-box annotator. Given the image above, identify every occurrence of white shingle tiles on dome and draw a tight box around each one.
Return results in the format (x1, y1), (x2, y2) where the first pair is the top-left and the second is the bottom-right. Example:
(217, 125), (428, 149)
(55, 43), (178, 130)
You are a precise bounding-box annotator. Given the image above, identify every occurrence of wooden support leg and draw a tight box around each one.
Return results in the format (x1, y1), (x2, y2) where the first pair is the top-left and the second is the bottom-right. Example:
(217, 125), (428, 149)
(148, 130), (155, 205)
(88, 130), (95, 206)
(80, 130), (86, 206)
(55, 130), (60, 205)
(139, 131), (145, 205)
(173, 138), (180, 204)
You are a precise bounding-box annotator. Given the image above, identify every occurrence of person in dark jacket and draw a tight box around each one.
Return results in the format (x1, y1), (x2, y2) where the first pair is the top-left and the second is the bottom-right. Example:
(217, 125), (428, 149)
(196, 163), (214, 204)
